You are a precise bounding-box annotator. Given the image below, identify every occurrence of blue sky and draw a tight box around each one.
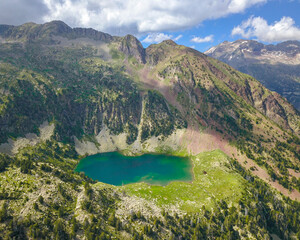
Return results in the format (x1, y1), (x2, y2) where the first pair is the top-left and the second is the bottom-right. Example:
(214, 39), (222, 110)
(0, 0), (300, 52)
(140, 0), (300, 52)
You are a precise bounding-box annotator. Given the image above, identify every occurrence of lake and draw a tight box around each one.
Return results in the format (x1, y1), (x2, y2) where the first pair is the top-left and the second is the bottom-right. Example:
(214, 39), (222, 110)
(75, 152), (193, 186)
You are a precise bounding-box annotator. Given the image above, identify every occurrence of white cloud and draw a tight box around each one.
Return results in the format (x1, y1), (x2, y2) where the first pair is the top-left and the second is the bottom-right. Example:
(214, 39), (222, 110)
(142, 33), (183, 44)
(142, 33), (173, 43)
(232, 16), (300, 42)
(191, 35), (214, 43)
(0, 0), (49, 25)
(228, 0), (266, 13)
(41, 0), (267, 35)
(173, 34), (183, 41)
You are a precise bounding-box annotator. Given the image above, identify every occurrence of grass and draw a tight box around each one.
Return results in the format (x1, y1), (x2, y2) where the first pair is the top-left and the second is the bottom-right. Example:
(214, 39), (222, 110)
(121, 149), (245, 212)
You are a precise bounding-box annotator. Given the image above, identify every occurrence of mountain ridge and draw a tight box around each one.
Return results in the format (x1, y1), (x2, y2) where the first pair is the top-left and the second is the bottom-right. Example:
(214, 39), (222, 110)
(205, 39), (300, 110)
(0, 21), (299, 239)
(0, 21), (114, 43)
(0, 22), (298, 139)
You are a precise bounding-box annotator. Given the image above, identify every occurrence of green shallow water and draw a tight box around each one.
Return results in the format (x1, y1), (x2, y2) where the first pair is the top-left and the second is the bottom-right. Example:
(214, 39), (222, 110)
(75, 152), (193, 186)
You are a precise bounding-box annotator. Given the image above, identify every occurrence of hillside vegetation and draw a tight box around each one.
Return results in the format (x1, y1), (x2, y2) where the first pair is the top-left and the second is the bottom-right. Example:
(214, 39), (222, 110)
(0, 21), (299, 239)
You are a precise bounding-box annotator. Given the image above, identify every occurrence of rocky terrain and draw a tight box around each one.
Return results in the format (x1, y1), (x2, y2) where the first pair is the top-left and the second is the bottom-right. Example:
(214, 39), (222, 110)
(205, 39), (300, 110)
(0, 21), (299, 239)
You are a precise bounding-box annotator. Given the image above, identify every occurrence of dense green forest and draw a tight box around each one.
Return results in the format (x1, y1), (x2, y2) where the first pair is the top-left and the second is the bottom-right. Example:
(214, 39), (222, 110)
(0, 142), (299, 239)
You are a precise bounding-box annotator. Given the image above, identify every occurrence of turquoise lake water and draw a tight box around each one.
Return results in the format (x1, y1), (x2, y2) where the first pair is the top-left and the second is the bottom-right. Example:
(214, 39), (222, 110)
(75, 152), (192, 186)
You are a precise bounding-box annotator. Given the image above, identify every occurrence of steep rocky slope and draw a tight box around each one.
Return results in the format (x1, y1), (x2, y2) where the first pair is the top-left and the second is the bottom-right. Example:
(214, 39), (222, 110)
(0, 21), (299, 239)
(205, 39), (300, 110)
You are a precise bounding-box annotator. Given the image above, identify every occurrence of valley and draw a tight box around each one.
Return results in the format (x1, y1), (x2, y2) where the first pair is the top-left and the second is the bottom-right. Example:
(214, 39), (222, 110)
(0, 21), (299, 239)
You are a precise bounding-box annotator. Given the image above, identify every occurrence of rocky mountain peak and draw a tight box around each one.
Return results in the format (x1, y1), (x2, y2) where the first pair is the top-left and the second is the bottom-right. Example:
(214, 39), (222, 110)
(119, 34), (146, 63)
(206, 39), (300, 63)
(43, 20), (73, 34)
(0, 21), (113, 43)
(205, 39), (300, 110)
(162, 39), (177, 46)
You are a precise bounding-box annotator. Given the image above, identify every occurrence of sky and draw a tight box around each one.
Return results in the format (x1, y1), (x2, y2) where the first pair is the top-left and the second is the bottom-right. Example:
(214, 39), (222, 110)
(0, 0), (300, 52)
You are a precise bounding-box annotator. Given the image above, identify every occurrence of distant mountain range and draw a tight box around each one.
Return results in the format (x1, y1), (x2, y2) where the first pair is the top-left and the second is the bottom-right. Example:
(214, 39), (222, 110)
(205, 40), (300, 110)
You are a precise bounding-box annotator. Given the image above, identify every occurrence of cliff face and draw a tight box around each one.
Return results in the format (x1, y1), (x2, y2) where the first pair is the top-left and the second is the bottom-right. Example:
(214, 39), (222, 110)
(205, 39), (300, 110)
(119, 34), (146, 64)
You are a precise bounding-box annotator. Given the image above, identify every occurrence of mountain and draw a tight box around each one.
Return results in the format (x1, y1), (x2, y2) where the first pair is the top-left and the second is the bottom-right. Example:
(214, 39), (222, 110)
(205, 39), (300, 110)
(0, 21), (299, 239)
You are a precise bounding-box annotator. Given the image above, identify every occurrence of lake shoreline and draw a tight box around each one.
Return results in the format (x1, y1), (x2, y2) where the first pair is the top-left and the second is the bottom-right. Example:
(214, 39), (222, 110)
(75, 151), (193, 186)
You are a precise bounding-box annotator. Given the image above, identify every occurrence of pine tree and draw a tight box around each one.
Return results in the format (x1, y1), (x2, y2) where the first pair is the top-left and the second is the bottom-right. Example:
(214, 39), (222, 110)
(0, 201), (8, 222)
